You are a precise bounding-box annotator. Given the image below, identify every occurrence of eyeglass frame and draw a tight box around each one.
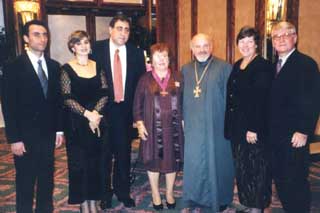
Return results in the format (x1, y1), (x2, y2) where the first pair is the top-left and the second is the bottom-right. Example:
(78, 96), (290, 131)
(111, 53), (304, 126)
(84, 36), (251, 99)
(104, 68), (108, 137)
(271, 32), (296, 41)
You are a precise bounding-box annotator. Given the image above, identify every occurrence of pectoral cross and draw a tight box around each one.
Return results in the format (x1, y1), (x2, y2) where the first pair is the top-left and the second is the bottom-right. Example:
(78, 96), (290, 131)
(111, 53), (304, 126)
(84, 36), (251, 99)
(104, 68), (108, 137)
(193, 85), (201, 98)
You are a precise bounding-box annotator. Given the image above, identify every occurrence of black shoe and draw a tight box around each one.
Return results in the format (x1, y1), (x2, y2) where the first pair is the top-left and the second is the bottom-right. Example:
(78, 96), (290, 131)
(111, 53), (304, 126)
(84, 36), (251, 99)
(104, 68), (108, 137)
(166, 200), (176, 209)
(118, 197), (136, 208)
(100, 199), (112, 210)
(153, 203), (164, 210)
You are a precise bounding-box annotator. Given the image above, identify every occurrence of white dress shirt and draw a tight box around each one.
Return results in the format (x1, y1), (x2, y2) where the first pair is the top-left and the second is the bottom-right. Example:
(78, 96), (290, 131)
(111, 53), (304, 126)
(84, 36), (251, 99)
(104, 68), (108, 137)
(26, 50), (48, 79)
(279, 48), (296, 66)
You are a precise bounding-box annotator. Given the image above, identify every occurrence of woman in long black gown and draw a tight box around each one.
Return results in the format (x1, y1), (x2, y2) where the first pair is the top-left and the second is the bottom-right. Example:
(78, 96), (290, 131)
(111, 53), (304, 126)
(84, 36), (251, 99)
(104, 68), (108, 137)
(61, 30), (108, 213)
(224, 26), (272, 213)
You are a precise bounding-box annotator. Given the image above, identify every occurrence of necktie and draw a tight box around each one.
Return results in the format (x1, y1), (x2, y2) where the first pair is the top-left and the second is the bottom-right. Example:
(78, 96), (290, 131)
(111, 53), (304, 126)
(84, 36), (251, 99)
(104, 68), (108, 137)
(37, 59), (48, 97)
(276, 58), (282, 75)
(113, 49), (124, 103)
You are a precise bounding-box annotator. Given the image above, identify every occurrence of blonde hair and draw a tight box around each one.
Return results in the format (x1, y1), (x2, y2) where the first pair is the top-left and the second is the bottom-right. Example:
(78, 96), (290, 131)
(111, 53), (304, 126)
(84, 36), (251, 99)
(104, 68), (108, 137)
(271, 21), (296, 35)
(67, 30), (90, 53)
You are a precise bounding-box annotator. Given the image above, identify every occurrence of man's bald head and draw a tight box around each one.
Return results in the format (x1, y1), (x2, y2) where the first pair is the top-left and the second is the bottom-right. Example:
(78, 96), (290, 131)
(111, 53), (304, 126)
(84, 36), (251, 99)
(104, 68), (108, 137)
(190, 33), (213, 62)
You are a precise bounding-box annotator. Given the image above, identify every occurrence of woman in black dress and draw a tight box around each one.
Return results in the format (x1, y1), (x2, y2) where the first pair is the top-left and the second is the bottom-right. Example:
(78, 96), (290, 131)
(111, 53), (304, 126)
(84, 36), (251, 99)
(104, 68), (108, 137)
(224, 26), (272, 213)
(61, 31), (108, 213)
(133, 43), (184, 210)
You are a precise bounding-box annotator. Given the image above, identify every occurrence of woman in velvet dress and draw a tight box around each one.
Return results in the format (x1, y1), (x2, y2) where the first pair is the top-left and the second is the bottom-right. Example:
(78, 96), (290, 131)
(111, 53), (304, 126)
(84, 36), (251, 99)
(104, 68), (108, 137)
(61, 31), (108, 213)
(224, 26), (273, 213)
(133, 43), (184, 210)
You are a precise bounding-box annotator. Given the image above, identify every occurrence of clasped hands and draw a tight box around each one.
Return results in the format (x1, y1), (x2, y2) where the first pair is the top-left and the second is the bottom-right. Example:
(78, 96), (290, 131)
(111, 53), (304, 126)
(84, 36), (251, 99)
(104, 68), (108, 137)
(84, 110), (103, 137)
(136, 120), (148, 140)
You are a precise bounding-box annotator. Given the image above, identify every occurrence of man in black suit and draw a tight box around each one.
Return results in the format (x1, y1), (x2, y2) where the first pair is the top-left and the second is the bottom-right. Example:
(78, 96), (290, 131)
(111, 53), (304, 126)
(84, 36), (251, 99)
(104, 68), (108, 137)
(269, 21), (320, 213)
(1, 20), (64, 213)
(91, 14), (145, 209)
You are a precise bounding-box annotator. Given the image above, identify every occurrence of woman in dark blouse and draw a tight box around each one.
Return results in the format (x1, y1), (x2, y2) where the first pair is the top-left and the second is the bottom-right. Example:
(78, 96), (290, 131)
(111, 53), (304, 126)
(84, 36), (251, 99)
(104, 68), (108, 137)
(61, 31), (108, 213)
(133, 43), (184, 210)
(224, 26), (273, 213)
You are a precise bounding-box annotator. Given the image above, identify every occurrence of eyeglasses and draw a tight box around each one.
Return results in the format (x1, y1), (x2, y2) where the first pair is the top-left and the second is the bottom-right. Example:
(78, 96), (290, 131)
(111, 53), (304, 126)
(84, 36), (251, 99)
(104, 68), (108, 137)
(114, 26), (130, 34)
(272, 32), (296, 41)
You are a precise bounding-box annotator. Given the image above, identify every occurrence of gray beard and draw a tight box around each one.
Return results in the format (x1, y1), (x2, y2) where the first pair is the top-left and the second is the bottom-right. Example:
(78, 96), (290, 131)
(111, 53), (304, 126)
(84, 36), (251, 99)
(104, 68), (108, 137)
(195, 55), (211, 62)
(195, 55), (210, 62)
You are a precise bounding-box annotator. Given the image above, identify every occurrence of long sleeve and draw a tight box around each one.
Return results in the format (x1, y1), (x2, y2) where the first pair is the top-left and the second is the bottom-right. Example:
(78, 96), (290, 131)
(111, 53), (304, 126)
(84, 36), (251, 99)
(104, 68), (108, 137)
(93, 70), (108, 113)
(133, 75), (146, 122)
(60, 69), (86, 115)
(1, 62), (22, 143)
(296, 57), (320, 135)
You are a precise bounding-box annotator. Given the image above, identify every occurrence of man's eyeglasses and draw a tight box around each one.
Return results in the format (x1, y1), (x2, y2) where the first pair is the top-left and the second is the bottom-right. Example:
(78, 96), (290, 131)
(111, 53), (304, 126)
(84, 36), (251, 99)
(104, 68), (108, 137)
(272, 32), (295, 41)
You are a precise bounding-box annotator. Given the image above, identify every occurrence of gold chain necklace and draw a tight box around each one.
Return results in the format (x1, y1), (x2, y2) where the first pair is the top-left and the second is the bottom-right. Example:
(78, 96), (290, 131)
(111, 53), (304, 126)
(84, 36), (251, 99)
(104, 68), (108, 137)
(193, 58), (213, 98)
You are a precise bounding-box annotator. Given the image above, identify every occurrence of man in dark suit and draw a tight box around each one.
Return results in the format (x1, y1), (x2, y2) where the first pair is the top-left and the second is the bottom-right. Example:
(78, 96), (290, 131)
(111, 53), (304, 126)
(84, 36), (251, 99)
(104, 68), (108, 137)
(91, 14), (146, 209)
(1, 20), (64, 213)
(269, 21), (320, 213)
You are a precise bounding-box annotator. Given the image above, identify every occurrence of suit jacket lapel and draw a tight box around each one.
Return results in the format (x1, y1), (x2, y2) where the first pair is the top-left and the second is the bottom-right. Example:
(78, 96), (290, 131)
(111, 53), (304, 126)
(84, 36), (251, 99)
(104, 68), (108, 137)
(22, 54), (46, 98)
(46, 57), (54, 100)
(276, 50), (298, 77)
(22, 53), (39, 81)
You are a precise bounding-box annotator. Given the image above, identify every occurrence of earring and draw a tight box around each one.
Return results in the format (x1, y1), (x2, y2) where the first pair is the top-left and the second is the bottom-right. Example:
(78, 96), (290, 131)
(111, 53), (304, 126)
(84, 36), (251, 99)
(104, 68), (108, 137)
(89, 49), (92, 54)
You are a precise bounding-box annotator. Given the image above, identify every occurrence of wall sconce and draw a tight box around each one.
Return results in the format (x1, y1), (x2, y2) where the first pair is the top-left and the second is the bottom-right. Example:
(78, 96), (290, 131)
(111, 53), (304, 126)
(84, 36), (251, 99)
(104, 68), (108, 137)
(14, 0), (40, 24)
(266, 0), (287, 37)
(13, 0), (40, 54)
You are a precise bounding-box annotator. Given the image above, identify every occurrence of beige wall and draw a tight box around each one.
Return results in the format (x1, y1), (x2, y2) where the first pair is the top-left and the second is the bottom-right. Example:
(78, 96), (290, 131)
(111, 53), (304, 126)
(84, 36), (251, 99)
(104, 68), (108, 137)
(198, 0), (227, 60)
(48, 15), (86, 64)
(234, 0), (255, 61)
(298, 0), (320, 66)
(177, 0), (256, 67)
(177, 0), (320, 68)
(178, 0), (192, 69)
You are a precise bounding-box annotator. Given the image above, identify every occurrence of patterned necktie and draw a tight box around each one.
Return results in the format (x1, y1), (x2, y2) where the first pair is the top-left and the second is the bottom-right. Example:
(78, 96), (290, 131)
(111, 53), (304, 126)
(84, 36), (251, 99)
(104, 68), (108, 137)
(276, 58), (282, 75)
(113, 49), (124, 103)
(37, 59), (48, 97)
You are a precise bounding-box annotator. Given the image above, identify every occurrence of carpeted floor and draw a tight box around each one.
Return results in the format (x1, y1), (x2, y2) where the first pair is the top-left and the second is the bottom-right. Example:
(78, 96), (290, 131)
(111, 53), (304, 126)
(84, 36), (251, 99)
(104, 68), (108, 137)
(0, 130), (319, 213)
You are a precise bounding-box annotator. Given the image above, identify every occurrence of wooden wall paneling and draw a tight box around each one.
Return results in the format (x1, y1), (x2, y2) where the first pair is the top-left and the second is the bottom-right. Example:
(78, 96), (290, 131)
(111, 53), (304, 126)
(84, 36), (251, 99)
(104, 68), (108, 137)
(298, 0), (320, 64)
(86, 14), (96, 42)
(156, 0), (178, 71)
(45, 1), (144, 16)
(197, 0), (227, 60)
(226, 0), (235, 64)
(234, 0), (255, 61)
(177, 0), (192, 68)
(255, 0), (265, 55)
(191, 0), (197, 37)
(287, 0), (299, 33)
(144, 0), (152, 32)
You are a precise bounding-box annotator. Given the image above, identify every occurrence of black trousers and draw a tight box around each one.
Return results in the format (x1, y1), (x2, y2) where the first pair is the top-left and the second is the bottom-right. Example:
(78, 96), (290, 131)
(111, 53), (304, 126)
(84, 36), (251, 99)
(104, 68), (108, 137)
(14, 137), (55, 213)
(272, 140), (310, 213)
(102, 103), (132, 200)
